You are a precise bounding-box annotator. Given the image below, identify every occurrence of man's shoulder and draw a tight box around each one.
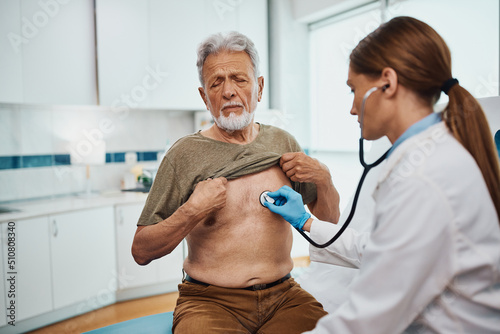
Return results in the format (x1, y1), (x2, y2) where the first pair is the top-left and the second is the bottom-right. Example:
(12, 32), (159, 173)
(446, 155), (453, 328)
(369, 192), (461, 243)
(260, 123), (291, 135)
(259, 124), (296, 140)
(259, 124), (300, 149)
(172, 131), (205, 144)
(169, 132), (215, 152)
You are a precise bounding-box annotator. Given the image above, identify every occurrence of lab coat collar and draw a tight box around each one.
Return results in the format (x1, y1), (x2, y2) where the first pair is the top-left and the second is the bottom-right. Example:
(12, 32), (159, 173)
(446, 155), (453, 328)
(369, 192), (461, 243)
(373, 121), (450, 199)
(386, 112), (443, 159)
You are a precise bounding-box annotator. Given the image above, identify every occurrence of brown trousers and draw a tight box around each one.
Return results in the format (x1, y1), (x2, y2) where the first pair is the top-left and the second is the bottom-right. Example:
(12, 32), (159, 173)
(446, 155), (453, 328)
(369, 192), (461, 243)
(172, 278), (327, 333)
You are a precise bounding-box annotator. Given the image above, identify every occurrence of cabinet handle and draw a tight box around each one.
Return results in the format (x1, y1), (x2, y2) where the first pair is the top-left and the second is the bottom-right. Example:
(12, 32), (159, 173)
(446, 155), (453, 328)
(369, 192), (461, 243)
(52, 219), (58, 237)
(119, 210), (124, 225)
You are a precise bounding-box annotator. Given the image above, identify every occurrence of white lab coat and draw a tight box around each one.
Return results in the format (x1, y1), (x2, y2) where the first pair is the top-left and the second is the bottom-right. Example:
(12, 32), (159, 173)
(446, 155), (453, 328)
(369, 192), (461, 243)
(305, 122), (500, 334)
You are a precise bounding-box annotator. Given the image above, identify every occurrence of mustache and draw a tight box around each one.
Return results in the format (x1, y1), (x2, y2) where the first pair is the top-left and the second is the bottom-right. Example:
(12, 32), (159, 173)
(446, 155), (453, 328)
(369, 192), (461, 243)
(221, 101), (244, 111)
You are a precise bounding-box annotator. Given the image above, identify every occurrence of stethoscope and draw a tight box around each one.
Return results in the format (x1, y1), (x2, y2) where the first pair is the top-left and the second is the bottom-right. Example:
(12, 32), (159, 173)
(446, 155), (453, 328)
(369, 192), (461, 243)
(296, 84), (391, 248)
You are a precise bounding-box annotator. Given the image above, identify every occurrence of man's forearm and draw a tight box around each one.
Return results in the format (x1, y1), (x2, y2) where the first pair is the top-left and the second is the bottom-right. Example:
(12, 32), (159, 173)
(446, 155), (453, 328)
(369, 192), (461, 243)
(308, 179), (340, 223)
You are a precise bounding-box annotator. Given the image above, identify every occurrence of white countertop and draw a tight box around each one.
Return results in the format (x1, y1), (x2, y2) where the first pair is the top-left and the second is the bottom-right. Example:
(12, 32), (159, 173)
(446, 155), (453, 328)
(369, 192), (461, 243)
(0, 191), (148, 222)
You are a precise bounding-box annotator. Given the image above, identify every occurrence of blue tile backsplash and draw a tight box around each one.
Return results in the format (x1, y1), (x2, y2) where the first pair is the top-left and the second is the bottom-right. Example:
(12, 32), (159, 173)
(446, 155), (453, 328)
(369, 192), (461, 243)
(0, 103), (196, 202)
(0, 151), (162, 170)
(0, 156), (21, 169)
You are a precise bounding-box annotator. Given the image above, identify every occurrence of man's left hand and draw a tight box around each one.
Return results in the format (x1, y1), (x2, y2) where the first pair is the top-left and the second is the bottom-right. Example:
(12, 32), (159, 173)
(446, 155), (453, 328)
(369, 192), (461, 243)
(280, 152), (331, 184)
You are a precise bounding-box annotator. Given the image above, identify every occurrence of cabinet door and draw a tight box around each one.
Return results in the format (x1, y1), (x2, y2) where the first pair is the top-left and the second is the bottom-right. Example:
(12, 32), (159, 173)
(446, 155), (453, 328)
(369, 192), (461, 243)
(97, 0), (268, 110)
(49, 207), (116, 310)
(115, 203), (157, 289)
(0, 1), (23, 103)
(96, 0), (150, 108)
(1, 217), (53, 322)
(148, 0), (269, 110)
(115, 203), (185, 288)
(0, 0), (97, 105)
(147, 0), (207, 110)
(156, 240), (184, 283)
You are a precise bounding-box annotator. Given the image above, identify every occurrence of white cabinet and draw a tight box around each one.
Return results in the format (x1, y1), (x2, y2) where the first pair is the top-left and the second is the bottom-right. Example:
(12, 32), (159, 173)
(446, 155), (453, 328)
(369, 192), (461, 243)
(115, 203), (158, 289)
(0, 1), (23, 103)
(1, 217), (53, 322)
(95, 0), (151, 109)
(115, 203), (184, 299)
(0, 199), (185, 332)
(0, 0), (268, 107)
(0, 0), (97, 105)
(96, 0), (268, 110)
(49, 207), (116, 310)
(157, 242), (184, 283)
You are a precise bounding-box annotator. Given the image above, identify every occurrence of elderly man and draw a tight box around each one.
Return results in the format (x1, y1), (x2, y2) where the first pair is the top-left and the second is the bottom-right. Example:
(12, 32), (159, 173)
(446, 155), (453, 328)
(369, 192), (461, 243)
(132, 31), (339, 333)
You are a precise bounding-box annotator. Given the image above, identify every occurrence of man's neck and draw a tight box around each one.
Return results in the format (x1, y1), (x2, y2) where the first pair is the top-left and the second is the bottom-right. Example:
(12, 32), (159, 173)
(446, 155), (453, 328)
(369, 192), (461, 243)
(202, 123), (260, 144)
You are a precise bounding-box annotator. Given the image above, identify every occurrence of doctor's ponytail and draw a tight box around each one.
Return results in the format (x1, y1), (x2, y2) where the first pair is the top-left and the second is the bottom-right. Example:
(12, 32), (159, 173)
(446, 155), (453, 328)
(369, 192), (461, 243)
(350, 16), (500, 221)
(443, 83), (500, 219)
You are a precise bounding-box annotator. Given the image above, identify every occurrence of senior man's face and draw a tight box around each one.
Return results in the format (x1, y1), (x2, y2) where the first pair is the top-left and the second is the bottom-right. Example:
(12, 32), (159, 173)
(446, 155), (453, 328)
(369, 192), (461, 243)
(198, 51), (264, 132)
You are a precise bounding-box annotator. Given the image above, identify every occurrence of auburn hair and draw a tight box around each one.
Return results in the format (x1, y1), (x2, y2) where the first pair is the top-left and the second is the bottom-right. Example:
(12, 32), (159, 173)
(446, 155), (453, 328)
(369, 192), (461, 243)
(350, 16), (500, 221)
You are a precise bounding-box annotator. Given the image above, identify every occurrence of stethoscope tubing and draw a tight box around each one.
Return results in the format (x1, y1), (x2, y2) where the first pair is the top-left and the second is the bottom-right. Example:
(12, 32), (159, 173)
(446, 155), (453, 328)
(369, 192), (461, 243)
(299, 85), (390, 248)
(296, 141), (388, 248)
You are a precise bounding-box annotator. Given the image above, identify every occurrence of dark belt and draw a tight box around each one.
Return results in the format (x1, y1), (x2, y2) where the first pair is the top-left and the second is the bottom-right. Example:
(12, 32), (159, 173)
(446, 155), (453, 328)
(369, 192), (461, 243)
(184, 273), (291, 291)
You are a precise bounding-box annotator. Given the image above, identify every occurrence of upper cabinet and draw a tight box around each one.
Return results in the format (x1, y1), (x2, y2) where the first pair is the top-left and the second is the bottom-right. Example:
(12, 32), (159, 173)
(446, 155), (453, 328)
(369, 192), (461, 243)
(96, 0), (269, 110)
(0, 0), (268, 109)
(0, 0), (97, 105)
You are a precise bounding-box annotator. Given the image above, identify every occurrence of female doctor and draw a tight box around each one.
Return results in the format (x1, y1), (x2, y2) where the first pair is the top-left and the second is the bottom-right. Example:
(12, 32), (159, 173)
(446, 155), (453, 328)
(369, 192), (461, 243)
(266, 16), (500, 333)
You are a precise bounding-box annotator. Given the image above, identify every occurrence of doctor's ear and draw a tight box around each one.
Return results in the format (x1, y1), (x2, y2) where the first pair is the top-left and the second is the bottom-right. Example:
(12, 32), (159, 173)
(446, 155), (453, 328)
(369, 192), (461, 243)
(380, 67), (398, 95)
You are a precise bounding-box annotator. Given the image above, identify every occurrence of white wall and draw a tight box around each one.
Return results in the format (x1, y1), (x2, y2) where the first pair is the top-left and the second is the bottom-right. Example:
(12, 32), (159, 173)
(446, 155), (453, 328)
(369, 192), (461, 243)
(268, 0), (311, 149)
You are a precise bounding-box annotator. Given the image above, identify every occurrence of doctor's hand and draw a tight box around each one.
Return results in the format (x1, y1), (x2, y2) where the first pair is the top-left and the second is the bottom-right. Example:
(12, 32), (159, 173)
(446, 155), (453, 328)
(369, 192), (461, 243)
(264, 186), (311, 231)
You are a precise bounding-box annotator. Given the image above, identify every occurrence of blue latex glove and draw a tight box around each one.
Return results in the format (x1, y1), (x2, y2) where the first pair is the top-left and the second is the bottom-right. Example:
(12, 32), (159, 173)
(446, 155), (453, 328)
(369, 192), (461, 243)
(263, 185), (311, 230)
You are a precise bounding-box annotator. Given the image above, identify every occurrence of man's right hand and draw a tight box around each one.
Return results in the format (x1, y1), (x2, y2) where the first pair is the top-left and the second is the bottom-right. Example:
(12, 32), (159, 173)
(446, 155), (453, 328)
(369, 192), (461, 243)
(132, 177), (227, 265)
(187, 177), (228, 218)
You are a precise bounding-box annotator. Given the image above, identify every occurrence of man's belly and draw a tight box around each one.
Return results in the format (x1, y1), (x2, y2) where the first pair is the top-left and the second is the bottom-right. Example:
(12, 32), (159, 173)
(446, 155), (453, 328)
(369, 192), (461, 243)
(184, 165), (294, 288)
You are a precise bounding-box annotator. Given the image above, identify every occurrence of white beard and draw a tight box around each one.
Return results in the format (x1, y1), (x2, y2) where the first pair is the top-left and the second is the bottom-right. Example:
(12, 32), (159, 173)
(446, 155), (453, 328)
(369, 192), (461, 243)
(213, 102), (255, 132)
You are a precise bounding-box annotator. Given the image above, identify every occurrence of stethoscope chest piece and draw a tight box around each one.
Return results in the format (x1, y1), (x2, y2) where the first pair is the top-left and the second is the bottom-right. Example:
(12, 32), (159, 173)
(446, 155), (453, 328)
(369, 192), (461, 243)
(259, 191), (275, 207)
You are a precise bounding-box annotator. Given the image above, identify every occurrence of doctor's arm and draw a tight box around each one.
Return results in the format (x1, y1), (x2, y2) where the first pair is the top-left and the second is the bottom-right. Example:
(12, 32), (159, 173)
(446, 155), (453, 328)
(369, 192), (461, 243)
(308, 219), (370, 268)
(305, 177), (455, 334)
(280, 152), (340, 223)
(265, 187), (369, 268)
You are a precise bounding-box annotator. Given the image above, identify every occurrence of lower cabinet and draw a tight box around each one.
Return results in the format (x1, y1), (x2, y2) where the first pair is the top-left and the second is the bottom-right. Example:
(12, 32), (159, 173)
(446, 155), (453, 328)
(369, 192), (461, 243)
(114, 203), (184, 300)
(0, 201), (182, 332)
(0, 206), (116, 333)
(1, 217), (53, 323)
(49, 207), (117, 310)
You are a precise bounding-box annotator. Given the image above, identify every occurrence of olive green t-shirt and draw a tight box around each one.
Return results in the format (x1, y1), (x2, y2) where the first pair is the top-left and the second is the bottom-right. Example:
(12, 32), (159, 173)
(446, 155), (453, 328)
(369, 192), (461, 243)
(137, 124), (317, 226)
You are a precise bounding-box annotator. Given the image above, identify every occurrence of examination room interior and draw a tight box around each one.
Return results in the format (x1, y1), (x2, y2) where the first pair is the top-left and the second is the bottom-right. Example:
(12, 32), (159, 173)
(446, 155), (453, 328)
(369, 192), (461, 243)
(0, 0), (499, 333)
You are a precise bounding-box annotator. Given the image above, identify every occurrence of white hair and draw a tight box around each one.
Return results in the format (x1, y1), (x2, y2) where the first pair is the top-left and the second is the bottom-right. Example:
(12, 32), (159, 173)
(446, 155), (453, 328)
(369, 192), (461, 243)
(196, 31), (260, 88)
